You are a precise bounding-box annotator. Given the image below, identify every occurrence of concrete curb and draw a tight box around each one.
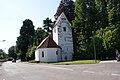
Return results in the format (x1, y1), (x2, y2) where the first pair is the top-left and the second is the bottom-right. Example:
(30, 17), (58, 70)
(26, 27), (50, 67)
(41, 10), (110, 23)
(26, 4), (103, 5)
(100, 60), (117, 63)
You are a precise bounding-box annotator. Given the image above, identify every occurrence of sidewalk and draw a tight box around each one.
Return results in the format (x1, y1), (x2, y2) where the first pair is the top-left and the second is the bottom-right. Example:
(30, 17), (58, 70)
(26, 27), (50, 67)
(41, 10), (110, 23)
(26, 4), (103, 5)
(100, 60), (117, 63)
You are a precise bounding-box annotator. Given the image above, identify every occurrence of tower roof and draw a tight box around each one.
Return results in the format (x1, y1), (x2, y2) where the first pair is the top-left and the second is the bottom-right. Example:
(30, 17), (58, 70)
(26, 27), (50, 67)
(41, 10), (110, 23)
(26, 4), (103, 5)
(37, 34), (61, 49)
(54, 12), (71, 27)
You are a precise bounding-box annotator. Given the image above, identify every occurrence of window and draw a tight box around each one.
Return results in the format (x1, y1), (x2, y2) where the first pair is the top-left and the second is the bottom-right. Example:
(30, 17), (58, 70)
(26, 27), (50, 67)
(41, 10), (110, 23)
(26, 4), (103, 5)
(54, 28), (56, 33)
(42, 51), (44, 57)
(63, 27), (66, 32)
(61, 18), (66, 20)
(58, 28), (62, 32)
(56, 51), (58, 55)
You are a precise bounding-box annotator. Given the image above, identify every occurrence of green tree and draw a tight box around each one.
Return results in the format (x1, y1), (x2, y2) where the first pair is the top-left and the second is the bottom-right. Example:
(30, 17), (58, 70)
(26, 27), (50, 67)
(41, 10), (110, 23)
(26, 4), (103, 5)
(107, 0), (120, 51)
(111, 26), (120, 59)
(97, 27), (117, 59)
(34, 27), (48, 46)
(17, 19), (35, 61)
(8, 46), (17, 60)
(72, 0), (100, 59)
(0, 49), (6, 59)
(26, 45), (37, 61)
(100, 0), (109, 28)
(107, 0), (120, 25)
(43, 18), (53, 33)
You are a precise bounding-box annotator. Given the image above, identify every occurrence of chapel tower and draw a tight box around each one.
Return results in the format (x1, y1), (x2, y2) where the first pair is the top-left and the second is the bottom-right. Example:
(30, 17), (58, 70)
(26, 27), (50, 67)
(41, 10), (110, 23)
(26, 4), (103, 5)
(53, 12), (74, 61)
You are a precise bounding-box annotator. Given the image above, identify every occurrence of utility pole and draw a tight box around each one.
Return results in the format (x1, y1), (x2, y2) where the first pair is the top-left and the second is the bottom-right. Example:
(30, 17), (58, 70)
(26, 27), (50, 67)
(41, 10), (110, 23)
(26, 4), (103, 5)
(92, 31), (97, 63)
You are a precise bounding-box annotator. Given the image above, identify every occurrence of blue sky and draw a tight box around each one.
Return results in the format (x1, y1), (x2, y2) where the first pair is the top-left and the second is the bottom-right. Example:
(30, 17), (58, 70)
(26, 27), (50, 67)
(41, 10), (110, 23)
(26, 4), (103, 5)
(0, 0), (69, 53)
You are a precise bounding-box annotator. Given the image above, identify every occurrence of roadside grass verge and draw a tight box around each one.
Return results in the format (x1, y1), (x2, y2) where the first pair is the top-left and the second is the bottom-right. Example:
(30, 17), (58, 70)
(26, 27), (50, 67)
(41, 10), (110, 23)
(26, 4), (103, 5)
(28, 60), (100, 65)
(53, 60), (100, 65)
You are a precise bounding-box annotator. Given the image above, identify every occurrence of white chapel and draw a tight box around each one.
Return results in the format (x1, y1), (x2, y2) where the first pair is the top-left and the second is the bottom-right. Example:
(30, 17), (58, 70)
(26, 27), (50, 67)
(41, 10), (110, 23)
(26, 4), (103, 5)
(35, 12), (74, 62)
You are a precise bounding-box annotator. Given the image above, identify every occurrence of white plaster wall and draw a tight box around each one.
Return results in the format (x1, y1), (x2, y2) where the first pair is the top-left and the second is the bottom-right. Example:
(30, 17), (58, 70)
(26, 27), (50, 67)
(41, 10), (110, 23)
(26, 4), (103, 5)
(38, 48), (48, 62)
(35, 49), (39, 61)
(53, 26), (59, 44)
(47, 48), (58, 62)
(36, 48), (61, 62)
(57, 49), (62, 61)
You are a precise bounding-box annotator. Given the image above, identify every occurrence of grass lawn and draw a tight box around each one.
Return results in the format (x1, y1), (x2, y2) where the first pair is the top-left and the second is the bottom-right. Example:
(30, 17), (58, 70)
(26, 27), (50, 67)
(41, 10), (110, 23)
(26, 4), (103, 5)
(53, 60), (100, 65)
(29, 60), (100, 65)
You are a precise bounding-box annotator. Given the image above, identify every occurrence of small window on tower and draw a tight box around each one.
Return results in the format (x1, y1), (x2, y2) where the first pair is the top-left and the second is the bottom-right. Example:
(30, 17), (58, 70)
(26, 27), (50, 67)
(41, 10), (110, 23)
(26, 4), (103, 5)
(63, 27), (66, 32)
(62, 18), (66, 20)
(42, 51), (44, 57)
(54, 28), (56, 33)
(56, 51), (58, 55)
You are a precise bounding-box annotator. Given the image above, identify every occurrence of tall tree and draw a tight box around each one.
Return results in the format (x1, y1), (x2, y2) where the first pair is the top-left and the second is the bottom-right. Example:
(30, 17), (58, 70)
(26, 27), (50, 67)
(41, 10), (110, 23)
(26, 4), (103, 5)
(93, 0), (109, 29)
(72, 0), (100, 59)
(43, 18), (53, 33)
(107, 0), (120, 50)
(101, 0), (109, 28)
(17, 19), (35, 61)
(108, 0), (120, 26)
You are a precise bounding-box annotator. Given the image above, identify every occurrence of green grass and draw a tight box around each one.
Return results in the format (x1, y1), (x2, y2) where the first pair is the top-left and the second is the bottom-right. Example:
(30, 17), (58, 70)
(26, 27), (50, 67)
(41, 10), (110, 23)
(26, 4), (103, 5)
(28, 60), (38, 63)
(28, 60), (100, 65)
(53, 60), (100, 65)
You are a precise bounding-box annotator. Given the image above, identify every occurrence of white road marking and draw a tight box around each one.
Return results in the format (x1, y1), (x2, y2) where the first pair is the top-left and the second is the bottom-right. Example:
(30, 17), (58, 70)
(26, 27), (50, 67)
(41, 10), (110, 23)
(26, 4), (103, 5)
(111, 73), (120, 77)
(40, 65), (74, 71)
(3, 79), (5, 80)
(83, 71), (95, 74)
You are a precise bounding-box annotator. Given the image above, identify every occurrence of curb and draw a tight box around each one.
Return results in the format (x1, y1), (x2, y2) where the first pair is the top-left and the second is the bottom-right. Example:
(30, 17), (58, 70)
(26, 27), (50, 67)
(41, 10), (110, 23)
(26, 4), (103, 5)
(100, 60), (117, 63)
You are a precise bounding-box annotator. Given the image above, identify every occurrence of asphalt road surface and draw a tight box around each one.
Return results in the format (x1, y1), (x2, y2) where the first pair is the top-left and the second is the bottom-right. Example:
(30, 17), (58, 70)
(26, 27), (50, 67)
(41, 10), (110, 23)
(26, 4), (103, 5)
(0, 61), (120, 80)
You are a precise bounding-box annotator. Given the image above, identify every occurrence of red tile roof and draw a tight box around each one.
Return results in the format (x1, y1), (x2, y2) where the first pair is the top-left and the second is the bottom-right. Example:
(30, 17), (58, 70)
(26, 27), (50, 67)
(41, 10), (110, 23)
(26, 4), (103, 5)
(37, 34), (61, 49)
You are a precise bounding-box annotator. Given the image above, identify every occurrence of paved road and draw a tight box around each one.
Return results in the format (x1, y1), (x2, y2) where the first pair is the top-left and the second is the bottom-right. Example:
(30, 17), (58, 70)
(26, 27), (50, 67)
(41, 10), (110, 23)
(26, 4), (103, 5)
(0, 61), (120, 80)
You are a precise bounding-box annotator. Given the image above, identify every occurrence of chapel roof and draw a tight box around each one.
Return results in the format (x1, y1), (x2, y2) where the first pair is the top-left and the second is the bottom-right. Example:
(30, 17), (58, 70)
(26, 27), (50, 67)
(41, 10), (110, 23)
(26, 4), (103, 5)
(37, 34), (61, 49)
